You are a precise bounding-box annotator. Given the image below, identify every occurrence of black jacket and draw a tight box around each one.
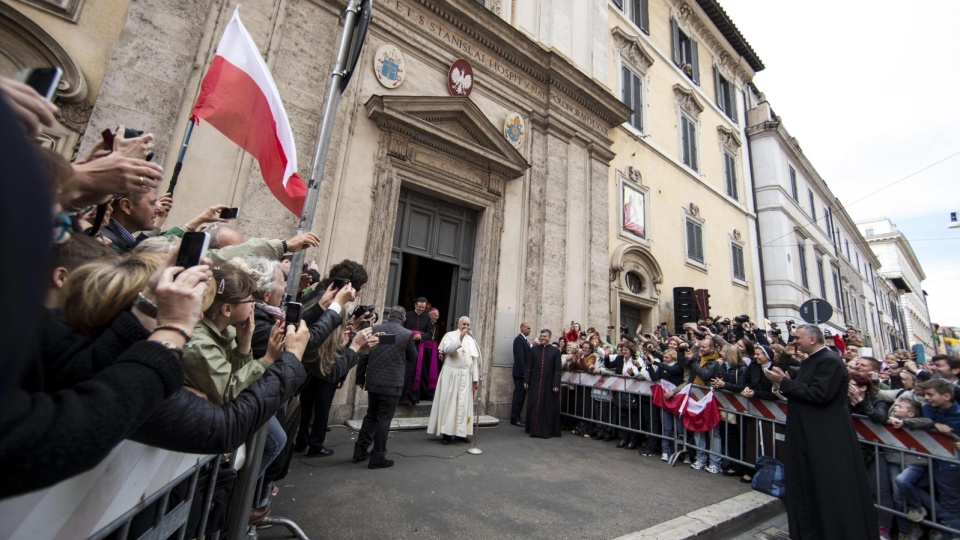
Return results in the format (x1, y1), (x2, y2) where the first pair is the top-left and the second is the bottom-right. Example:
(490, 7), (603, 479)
(3, 310), (184, 499)
(512, 334), (529, 379)
(717, 363), (749, 393)
(357, 319), (416, 395)
(251, 303), (342, 359)
(649, 361), (685, 386)
(404, 310), (431, 334)
(744, 362), (780, 401)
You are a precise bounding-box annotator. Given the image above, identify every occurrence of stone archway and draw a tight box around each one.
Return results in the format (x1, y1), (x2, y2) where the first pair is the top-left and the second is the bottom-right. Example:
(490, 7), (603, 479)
(610, 244), (664, 341)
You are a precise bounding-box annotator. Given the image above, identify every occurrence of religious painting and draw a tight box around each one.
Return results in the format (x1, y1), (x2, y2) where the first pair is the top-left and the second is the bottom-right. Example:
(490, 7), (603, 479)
(447, 59), (473, 97)
(622, 183), (646, 239)
(374, 44), (406, 88)
(503, 112), (525, 148)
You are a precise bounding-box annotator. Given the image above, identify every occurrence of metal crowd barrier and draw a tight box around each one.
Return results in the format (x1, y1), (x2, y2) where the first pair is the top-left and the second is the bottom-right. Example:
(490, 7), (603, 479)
(0, 425), (307, 540)
(560, 371), (960, 536)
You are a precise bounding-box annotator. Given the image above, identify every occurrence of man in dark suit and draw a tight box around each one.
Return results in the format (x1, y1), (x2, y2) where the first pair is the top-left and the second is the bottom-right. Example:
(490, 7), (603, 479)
(355, 306), (418, 469)
(510, 322), (532, 426)
(401, 297), (431, 404)
(99, 192), (158, 253)
(524, 329), (562, 438)
(764, 324), (878, 539)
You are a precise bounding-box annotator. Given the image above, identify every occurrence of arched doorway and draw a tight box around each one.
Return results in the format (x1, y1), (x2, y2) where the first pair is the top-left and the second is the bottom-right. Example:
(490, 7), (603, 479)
(610, 244), (663, 342)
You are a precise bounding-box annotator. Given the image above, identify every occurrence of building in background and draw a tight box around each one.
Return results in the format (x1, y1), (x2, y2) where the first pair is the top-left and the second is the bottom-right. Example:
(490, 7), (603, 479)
(605, 0), (765, 337)
(745, 89), (894, 355)
(858, 218), (935, 356)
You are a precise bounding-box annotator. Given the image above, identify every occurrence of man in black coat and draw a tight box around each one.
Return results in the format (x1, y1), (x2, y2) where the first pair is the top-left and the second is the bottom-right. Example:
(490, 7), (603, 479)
(524, 329), (562, 438)
(401, 297), (431, 404)
(355, 306), (417, 469)
(764, 324), (878, 540)
(510, 322), (532, 427)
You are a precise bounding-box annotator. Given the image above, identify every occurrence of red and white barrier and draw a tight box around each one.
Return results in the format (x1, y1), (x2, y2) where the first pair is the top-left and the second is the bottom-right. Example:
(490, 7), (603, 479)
(561, 371), (958, 460)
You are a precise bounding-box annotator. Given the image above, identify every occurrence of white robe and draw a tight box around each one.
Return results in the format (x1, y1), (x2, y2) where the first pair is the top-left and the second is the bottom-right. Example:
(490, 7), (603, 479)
(427, 331), (480, 438)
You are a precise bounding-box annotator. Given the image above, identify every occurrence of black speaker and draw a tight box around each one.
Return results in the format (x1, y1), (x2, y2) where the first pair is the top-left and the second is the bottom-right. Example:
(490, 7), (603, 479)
(674, 287), (697, 335)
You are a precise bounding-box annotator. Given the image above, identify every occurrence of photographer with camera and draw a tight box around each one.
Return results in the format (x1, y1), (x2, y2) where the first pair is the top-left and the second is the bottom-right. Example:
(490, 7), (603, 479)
(355, 306), (412, 468)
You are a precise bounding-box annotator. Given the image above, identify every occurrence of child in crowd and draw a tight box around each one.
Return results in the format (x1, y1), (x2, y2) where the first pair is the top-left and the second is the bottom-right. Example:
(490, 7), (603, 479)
(884, 399), (926, 540)
(896, 379), (960, 532)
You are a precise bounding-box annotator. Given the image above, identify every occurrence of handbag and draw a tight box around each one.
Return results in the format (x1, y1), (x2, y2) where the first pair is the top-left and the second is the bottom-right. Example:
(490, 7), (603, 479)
(751, 422), (786, 499)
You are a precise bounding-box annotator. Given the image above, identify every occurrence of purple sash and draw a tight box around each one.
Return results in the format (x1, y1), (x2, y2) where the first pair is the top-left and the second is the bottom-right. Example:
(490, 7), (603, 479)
(413, 339), (440, 391)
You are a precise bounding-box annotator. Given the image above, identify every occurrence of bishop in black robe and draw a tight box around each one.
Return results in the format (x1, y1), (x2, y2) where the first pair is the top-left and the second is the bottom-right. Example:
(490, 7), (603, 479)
(770, 336), (878, 540)
(524, 340), (562, 438)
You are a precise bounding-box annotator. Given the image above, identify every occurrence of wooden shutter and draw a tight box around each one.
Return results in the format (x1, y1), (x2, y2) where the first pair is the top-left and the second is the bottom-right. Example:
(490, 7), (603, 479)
(714, 66), (722, 109)
(671, 18), (681, 66)
(690, 40), (699, 85)
(632, 71), (642, 130)
(638, 0), (649, 33)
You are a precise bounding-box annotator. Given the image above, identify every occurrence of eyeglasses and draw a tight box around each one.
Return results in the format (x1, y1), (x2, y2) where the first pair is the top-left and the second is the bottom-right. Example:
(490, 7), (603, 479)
(53, 212), (73, 243)
(235, 298), (257, 305)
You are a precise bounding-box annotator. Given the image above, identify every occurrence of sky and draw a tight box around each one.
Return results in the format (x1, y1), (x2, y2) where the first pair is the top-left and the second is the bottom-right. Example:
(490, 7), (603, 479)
(719, 0), (960, 326)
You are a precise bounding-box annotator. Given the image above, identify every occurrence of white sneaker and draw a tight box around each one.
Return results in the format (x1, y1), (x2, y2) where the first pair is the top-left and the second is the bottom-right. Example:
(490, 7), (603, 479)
(682, 453), (692, 464)
(690, 461), (704, 470)
(661, 453), (669, 462)
(705, 464), (721, 474)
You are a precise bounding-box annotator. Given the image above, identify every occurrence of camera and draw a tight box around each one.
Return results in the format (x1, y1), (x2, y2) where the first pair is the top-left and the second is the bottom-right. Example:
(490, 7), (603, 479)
(720, 318), (731, 326)
(786, 320), (795, 326)
(579, 331), (587, 338)
(352, 304), (375, 319)
(619, 324), (630, 334)
(734, 315), (750, 324)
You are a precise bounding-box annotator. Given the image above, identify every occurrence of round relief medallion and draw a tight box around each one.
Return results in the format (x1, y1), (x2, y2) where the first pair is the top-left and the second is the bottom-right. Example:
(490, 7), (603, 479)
(373, 44), (406, 89)
(447, 59), (474, 97)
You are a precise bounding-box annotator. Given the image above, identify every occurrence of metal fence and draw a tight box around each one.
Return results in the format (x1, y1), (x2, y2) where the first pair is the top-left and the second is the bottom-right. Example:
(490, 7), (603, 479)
(559, 371), (960, 536)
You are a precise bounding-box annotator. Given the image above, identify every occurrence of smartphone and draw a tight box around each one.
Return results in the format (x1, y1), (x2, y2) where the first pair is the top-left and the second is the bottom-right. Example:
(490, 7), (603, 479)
(285, 302), (302, 327)
(100, 127), (153, 161)
(219, 207), (240, 220)
(378, 333), (396, 345)
(331, 277), (350, 289)
(175, 232), (210, 269)
(16, 67), (63, 101)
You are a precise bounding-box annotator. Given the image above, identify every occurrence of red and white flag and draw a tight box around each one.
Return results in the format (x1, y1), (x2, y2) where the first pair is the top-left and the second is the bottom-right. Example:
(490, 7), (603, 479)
(682, 389), (721, 432)
(652, 380), (690, 417)
(192, 8), (306, 216)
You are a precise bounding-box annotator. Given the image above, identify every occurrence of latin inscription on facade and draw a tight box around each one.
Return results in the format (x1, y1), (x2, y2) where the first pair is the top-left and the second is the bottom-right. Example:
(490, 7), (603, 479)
(389, 1), (610, 136)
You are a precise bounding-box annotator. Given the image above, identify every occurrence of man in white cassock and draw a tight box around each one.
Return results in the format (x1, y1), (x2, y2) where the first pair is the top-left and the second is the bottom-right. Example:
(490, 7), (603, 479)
(427, 316), (480, 444)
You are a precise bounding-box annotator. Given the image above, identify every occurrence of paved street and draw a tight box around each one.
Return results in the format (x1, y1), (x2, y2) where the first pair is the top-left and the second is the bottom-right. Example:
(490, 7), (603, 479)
(260, 423), (759, 540)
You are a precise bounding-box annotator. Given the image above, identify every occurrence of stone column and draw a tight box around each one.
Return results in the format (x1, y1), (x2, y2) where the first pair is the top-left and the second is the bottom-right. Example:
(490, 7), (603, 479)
(587, 147), (612, 328)
(540, 129), (571, 332)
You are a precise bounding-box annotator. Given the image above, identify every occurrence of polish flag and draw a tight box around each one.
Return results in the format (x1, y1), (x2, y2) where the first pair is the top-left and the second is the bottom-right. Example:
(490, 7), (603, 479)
(652, 380), (690, 417)
(191, 8), (306, 216)
(682, 389), (721, 432)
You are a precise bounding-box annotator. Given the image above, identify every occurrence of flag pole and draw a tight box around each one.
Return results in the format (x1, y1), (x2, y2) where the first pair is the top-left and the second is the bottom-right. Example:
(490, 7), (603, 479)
(282, 0), (372, 302)
(166, 117), (196, 195)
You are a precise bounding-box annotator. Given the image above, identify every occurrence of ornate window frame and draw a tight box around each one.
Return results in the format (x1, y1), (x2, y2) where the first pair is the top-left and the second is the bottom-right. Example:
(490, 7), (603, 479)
(683, 203), (706, 271)
(729, 228), (746, 287)
(613, 27), (653, 137)
(618, 165), (651, 247)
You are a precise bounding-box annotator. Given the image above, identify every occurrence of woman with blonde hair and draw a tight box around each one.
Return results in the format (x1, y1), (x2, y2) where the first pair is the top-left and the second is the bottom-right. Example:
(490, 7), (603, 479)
(710, 343), (748, 477)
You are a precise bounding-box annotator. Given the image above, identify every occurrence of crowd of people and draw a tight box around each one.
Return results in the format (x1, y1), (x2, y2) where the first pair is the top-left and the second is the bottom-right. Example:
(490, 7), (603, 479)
(511, 314), (960, 540)
(0, 76), (391, 531)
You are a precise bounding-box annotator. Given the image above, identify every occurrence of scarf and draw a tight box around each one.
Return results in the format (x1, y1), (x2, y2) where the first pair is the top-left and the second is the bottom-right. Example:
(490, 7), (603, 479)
(694, 350), (720, 386)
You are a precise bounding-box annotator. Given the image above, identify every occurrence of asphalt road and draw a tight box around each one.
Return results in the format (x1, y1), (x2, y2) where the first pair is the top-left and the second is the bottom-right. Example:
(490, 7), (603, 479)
(260, 423), (754, 540)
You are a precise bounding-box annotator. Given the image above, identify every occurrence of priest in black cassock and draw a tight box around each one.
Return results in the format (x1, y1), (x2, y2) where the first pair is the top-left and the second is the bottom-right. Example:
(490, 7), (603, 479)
(524, 328), (562, 438)
(764, 324), (878, 540)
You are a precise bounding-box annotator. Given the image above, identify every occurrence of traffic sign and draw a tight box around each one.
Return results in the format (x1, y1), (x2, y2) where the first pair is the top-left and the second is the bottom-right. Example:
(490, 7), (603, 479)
(799, 298), (834, 325)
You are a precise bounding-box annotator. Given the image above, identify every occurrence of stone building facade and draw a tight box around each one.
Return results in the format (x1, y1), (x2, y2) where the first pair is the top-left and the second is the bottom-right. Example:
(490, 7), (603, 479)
(604, 0), (765, 336)
(858, 218), (935, 357)
(746, 90), (888, 355)
(4, 0), (640, 420)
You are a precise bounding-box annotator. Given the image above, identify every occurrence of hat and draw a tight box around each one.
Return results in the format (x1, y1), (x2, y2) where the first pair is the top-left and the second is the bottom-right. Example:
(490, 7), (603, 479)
(429, 307), (439, 313)
(758, 345), (774, 361)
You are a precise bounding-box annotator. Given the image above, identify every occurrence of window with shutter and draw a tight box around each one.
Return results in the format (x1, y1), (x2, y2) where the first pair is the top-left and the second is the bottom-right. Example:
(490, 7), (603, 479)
(723, 151), (738, 200)
(816, 257), (826, 298)
(789, 166), (798, 201)
(680, 115), (698, 171)
(798, 241), (809, 289)
(731, 243), (745, 281)
(621, 65), (643, 132)
(619, 0), (648, 33)
(686, 218), (704, 264)
(714, 68), (737, 123)
(808, 190), (817, 223)
(671, 18), (698, 84)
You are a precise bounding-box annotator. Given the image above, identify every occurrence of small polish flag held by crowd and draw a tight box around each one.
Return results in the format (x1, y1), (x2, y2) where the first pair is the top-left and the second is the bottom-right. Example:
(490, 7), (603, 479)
(191, 7), (306, 216)
(651, 380), (720, 432)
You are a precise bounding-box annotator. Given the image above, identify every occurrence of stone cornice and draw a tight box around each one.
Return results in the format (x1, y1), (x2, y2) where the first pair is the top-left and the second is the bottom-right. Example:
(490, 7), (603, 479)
(364, 95), (530, 179)
(667, 0), (754, 84)
(380, 0), (631, 135)
(716, 125), (741, 149)
(611, 26), (655, 74)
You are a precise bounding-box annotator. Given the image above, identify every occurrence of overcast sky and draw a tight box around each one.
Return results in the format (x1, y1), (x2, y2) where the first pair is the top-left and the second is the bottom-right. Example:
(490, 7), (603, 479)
(720, 0), (960, 327)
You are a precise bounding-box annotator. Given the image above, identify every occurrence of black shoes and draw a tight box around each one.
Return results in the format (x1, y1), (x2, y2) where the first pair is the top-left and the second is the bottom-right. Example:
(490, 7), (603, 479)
(306, 447), (334, 458)
(369, 459), (394, 469)
(510, 420), (526, 427)
(616, 441), (628, 449)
